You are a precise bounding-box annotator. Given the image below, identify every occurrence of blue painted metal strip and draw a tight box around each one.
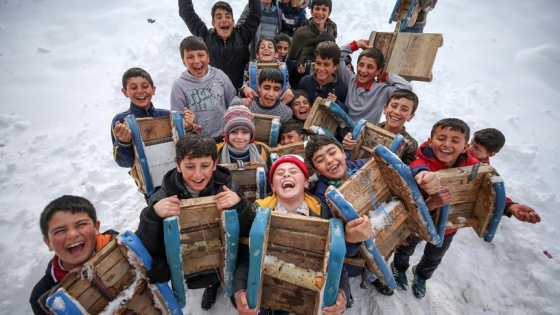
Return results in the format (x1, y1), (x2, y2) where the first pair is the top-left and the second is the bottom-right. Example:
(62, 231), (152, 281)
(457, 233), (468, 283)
(125, 114), (155, 196)
(155, 283), (183, 315)
(163, 217), (186, 308)
(46, 289), (86, 315)
(435, 205), (449, 247)
(269, 118), (280, 148)
(322, 219), (345, 307)
(247, 207), (271, 309)
(389, 0), (403, 23)
(484, 180), (506, 242)
(389, 133), (404, 154)
(401, 0), (419, 31)
(256, 167), (267, 199)
(250, 64), (258, 92)
(171, 111), (185, 139)
(326, 101), (355, 130)
(222, 210), (240, 297)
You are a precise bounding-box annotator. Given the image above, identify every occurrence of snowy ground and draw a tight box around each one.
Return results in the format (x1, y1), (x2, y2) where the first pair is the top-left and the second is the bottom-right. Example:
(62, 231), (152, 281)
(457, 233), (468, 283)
(0, 0), (558, 314)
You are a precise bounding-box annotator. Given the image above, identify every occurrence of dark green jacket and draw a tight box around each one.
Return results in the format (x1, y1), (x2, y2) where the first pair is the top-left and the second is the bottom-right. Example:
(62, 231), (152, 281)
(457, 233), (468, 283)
(288, 17), (338, 66)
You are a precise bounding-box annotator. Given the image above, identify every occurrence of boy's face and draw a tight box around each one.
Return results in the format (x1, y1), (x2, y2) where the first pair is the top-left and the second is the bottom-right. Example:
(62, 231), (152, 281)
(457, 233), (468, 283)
(228, 128), (251, 149)
(44, 211), (100, 270)
(121, 76), (156, 109)
(291, 95), (310, 121)
(311, 143), (347, 180)
(383, 97), (414, 133)
(176, 155), (218, 192)
(211, 8), (234, 41)
(357, 56), (381, 85)
(467, 140), (494, 161)
(271, 162), (309, 202)
(258, 79), (283, 107)
(314, 55), (338, 85)
(429, 126), (468, 167)
(256, 40), (276, 62)
(280, 130), (304, 145)
(276, 40), (290, 61)
(183, 49), (210, 78)
(311, 5), (331, 27)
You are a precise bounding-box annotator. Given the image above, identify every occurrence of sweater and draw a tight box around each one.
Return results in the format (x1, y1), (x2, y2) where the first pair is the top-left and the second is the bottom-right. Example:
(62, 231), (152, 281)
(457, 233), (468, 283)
(248, 99), (293, 123)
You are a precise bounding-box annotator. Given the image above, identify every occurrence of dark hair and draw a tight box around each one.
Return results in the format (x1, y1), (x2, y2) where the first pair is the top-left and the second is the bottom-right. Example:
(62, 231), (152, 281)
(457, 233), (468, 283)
(175, 133), (217, 163)
(122, 67), (154, 89)
(211, 1), (233, 18)
(311, 0), (332, 13)
(179, 36), (208, 60)
(357, 48), (385, 70)
(431, 118), (471, 143)
(473, 128), (506, 153)
(40, 195), (97, 237)
(258, 67), (284, 85)
(257, 37), (277, 54)
(305, 134), (343, 167)
(280, 119), (304, 137)
(387, 89), (419, 115)
(290, 90), (310, 106)
(273, 33), (291, 46)
(314, 41), (340, 63)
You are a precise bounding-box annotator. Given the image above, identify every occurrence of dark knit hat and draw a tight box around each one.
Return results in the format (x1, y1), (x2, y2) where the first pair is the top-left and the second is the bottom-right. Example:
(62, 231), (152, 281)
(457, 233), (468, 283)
(269, 154), (309, 183)
(224, 105), (256, 144)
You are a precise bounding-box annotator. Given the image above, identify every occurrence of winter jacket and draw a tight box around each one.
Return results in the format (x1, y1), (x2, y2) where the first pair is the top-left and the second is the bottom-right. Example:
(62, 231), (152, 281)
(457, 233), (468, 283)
(136, 165), (253, 289)
(178, 0), (261, 90)
(298, 72), (348, 112)
(170, 66), (242, 139)
(111, 103), (170, 167)
(279, 2), (307, 37)
(288, 17), (338, 67)
(338, 43), (412, 125)
(376, 122), (418, 165)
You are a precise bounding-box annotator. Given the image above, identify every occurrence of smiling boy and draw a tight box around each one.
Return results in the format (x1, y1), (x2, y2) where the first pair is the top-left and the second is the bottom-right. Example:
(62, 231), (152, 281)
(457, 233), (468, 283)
(248, 67), (293, 123)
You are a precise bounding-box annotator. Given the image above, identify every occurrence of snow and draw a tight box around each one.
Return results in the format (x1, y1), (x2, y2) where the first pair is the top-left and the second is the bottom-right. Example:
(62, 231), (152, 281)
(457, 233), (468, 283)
(0, 0), (559, 314)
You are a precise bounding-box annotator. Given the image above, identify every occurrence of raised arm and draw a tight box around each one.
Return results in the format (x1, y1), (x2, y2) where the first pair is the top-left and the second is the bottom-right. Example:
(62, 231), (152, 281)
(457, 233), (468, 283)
(178, 0), (210, 38)
(237, 0), (261, 45)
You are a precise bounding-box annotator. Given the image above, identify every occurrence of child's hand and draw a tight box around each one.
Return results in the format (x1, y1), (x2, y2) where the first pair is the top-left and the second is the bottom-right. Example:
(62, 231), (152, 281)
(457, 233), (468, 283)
(426, 186), (451, 210)
(234, 290), (258, 315)
(113, 121), (132, 144)
(153, 195), (181, 218)
(344, 215), (372, 243)
(242, 86), (259, 100)
(214, 186), (241, 211)
(240, 98), (252, 107)
(322, 291), (347, 315)
(342, 132), (356, 151)
(355, 39), (372, 50)
(509, 204), (541, 223)
(415, 171), (440, 195)
(297, 64), (305, 74)
(326, 92), (337, 102)
(280, 88), (294, 104)
(182, 108), (196, 131)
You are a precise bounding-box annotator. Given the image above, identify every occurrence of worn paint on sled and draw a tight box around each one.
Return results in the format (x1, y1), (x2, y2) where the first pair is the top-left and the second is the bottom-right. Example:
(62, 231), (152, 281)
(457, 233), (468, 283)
(253, 113), (281, 148)
(349, 121), (408, 160)
(303, 97), (355, 136)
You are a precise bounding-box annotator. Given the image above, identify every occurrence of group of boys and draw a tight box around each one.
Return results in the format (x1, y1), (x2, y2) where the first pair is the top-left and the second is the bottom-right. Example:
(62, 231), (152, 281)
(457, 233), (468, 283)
(31, 0), (541, 314)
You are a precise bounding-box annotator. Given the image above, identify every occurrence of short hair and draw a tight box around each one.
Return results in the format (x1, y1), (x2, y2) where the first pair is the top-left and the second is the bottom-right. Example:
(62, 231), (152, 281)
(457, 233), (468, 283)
(175, 133), (217, 163)
(311, 0), (332, 13)
(387, 89), (419, 115)
(305, 134), (343, 167)
(257, 37), (277, 54)
(258, 67), (284, 85)
(431, 118), (471, 143)
(473, 128), (506, 153)
(273, 33), (291, 46)
(179, 36), (208, 60)
(122, 67), (154, 89)
(357, 48), (385, 70)
(290, 90), (310, 106)
(211, 1), (233, 19)
(280, 119), (304, 136)
(40, 195), (97, 237)
(314, 41), (341, 63)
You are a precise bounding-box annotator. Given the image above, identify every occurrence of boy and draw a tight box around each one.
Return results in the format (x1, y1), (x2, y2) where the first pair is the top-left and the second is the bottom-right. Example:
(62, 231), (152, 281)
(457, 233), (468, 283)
(30, 195), (118, 315)
(298, 41), (348, 111)
(273, 32), (299, 89)
(391, 118), (478, 299)
(136, 133), (254, 311)
(279, 119), (305, 145)
(232, 155), (350, 315)
(343, 89), (420, 165)
(468, 128), (541, 223)
(338, 39), (412, 125)
(178, 0), (260, 90)
(170, 36), (245, 142)
(112, 67), (194, 168)
(248, 67), (294, 123)
(278, 0), (308, 37)
(289, 89), (311, 122)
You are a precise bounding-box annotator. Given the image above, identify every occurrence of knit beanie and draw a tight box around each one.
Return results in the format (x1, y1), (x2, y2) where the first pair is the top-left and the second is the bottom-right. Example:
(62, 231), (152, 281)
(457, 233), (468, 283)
(223, 105), (256, 144)
(269, 154), (309, 182)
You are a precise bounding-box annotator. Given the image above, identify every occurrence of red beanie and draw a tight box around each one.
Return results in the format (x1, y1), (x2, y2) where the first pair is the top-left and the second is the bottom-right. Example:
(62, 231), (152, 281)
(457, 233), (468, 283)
(269, 154), (309, 182)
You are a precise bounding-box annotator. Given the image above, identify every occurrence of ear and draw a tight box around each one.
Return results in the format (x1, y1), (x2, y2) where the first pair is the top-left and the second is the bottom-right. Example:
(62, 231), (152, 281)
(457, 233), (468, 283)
(489, 152), (496, 158)
(212, 159), (218, 171)
(211, 19), (216, 29)
(176, 162), (181, 173)
(121, 87), (129, 98)
(375, 68), (382, 77)
(406, 114), (415, 122)
(95, 220), (101, 235)
(333, 63), (339, 71)
(299, 134), (304, 141)
(43, 236), (54, 252)
(304, 178), (309, 190)
(152, 85), (156, 95)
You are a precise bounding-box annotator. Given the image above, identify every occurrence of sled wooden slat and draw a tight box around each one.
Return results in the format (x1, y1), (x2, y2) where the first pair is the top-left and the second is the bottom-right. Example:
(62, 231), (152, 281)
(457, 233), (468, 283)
(350, 122), (408, 160)
(303, 97), (344, 135)
(136, 116), (173, 143)
(220, 162), (266, 202)
(391, 0), (421, 26)
(253, 113), (281, 147)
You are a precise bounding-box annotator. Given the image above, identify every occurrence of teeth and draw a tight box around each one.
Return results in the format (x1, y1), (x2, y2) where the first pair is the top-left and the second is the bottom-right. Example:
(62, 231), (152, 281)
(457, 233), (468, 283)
(67, 242), (83, 249)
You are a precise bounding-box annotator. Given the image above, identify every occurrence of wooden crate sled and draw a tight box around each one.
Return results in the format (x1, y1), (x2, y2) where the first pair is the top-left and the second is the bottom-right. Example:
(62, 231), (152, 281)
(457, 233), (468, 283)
(253, 113), (281, 147)
(325, 145), (440, 289)
(247, 62), (288, 94)
(220, 161), (267, 202)
(43, 231), (180, 315)
(126, 112), (185, 197)
(269, 142), (314, 176)
(246, 209), (346, 315)
(389, 0), (421, 30)
(349, 120), (408, 160)
(303, 97), (355, 138)
(163, 197), (240, 307)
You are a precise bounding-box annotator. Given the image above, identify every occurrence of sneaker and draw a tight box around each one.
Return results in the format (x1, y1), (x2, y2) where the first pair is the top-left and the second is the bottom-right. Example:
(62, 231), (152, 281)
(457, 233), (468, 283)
(412, 265), (426, 298)
(372, 278), (394, 296)
(391, 262), (408, 291)
(201, 283), (219, 310)
(347, 293), (354, 308)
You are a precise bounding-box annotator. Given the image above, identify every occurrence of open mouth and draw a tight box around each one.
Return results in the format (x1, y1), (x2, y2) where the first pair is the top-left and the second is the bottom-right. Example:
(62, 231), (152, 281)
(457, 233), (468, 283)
(67, 242), (85, 254)
(281, 181), (295, 189)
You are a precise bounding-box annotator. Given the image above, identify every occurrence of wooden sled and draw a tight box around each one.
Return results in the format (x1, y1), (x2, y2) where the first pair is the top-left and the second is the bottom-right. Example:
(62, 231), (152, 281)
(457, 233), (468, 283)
(368, 30), (443, 82)
(246, 209), (346, 315)
(43, 231), (180, 315)
(349, 120), (407, 160)
(435, 163), (506, 242)
(163, 197), (240, 308)
(269, 142), (314, 176)
(389, 0), (421, 30)
(126, 112), (185, 197)
(220, 161), (267, 202)
(253, 113), (281, 148)
(325, 145), (440, 289)
(303, 97), (355, 136)
(248, 62), (288, 95)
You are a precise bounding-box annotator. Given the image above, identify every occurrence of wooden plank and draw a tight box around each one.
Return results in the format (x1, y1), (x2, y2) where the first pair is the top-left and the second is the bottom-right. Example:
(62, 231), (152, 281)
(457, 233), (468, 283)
(180, 226), (221, 243)
(260, 275), (318, 315)
(268, 229), (327, 254)
(267, 244), (323, 271)
(253, 113), (280, 144)
(386, 33), (443, 82)
(269, 213), (329, 235)
(350, 122), (407, 160)
(178, 197), (220, 229)
(136, 116), (172, 142)
(368, 32), (394, 65)
(182, 251), (222, 275)
(263, 257), (322, 292)
(269, 141), (305, 157)
(472, 175), (496, 237)
(303, 98), (344, 135)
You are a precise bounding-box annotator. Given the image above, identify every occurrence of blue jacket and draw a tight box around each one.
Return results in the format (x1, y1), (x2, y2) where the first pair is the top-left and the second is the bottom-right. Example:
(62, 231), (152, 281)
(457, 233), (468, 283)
(298, 73), (348, 112)
(111, 102), (170, 168)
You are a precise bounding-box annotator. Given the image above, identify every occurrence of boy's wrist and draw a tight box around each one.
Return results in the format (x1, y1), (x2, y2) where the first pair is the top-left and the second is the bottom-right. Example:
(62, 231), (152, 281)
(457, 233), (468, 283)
(349, 41), (359, 52)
